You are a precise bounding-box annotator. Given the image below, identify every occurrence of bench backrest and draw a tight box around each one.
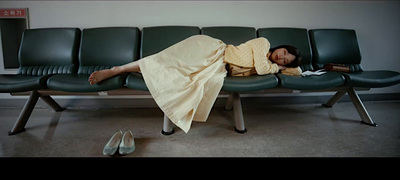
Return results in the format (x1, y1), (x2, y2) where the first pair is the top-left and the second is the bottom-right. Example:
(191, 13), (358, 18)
(257, 28), (313, 71)
(17, 28), (81, 76)
(15, 27), (367, 76)
(309, 29), (363, 72)
(140, 26), (201, 58)
(201, 26), (256, 46)
(78, 27), (141, 75)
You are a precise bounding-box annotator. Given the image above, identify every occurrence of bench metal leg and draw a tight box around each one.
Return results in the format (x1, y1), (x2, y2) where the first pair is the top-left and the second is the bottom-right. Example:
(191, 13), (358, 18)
(161, 114), (175, 135)
(347, 88), (377, 126)
(40, 95), (65, 112)
(232, 92), (247, 133)
(323, 90), (347, 107)
(225, 93), (234, 110)
(8, 91), (40, 135)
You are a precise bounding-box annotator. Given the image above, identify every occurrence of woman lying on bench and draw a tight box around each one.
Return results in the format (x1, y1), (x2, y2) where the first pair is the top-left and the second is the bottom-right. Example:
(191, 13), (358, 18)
(89, 35), (301, 85)
(88, 35), (302, 133)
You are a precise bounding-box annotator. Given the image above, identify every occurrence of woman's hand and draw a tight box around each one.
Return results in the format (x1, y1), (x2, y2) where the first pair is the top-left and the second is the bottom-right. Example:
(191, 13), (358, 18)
(278, 65), (287, 71)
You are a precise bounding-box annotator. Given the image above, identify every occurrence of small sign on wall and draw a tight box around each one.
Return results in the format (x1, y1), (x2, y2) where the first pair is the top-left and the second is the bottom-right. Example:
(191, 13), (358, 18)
(0, 8), (27, 18)
(0, 8), (29, 73)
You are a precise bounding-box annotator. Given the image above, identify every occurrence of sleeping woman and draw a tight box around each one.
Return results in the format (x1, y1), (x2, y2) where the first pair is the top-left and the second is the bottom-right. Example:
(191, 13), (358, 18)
(88, 35), (302, 133)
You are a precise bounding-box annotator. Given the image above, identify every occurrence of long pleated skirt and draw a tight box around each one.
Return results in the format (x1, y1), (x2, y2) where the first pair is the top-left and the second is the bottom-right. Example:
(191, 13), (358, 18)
(138, 35), (227, 133)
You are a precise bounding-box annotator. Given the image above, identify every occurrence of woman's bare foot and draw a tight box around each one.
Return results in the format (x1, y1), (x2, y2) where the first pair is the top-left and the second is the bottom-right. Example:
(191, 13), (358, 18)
(88, 68), (119, 85)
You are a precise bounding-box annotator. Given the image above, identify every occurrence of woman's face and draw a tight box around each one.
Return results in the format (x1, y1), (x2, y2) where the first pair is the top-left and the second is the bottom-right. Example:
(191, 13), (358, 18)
(270, 48), (296, 66)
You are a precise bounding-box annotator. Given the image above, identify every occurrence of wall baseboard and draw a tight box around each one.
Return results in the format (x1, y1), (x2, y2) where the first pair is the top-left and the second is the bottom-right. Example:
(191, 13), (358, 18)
(1, 93), (399, 109)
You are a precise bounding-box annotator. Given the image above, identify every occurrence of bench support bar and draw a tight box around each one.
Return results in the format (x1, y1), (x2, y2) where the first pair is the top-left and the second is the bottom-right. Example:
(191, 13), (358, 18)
(232, 92), (247, 133)
(8, 87), (376, 135)
(162, 114), (175, 135)
(347, 88), (377, 126)
(40, 95), (66, 112)
(323, 88), (377, 126)
(8, 91), (65, 136)
(8, 91), (40, 135)
(225, 93), (234, 110)
(323, 90), (347, 107)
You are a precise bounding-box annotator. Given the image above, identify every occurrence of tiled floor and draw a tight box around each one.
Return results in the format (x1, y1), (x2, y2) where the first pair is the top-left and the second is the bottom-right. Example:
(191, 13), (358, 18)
(1, 100), (399, 157)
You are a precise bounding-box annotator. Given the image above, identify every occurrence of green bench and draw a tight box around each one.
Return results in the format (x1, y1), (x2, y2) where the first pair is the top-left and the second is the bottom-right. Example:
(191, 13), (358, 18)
(0, 28), (81, 135)
(47, 27), (141, 93)
(2, 26), (400, 136)
(309, 29), (400, 125)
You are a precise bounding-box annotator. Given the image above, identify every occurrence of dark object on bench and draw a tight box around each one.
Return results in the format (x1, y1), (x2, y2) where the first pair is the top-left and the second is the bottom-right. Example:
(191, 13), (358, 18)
(322, 63), (351, 73)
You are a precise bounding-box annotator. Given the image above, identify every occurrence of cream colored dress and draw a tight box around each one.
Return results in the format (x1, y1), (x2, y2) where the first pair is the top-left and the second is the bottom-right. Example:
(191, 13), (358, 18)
(224, 37), (280, 75)
(224, 37), (302, 76)
(138, 35), (301, 133)
(138, 35), (227, 133)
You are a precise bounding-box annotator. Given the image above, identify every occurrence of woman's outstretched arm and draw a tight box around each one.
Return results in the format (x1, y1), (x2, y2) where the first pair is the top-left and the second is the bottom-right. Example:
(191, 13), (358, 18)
(88, 60), (141, 85)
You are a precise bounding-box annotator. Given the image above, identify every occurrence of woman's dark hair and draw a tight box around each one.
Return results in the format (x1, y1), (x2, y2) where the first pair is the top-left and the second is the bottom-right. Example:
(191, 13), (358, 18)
(270, 45), (302, 67)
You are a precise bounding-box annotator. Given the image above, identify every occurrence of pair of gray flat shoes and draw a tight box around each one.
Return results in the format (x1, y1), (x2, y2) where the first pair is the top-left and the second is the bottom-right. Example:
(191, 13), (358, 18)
(103, 130), (135, 156)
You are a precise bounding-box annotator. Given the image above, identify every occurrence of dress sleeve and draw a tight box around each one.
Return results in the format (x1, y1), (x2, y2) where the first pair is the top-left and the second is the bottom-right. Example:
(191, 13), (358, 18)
(281, 66), (303, 76)
(246, 37), (280, 75)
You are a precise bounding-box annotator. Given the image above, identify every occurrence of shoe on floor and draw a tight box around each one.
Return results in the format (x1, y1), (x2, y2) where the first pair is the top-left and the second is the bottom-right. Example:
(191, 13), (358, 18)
(103, 130), (123, 156)
(119, 129), (135, 155)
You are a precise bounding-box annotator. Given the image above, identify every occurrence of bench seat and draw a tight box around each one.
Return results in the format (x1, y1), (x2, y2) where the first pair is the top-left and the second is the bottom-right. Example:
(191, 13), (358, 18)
(277, 72), (345, 90)
(309, 29), (400, 126)
(258, 28), (346, 91)
(309, 29), (400, 89)
(47, 27), (140, 93)
(126, 73), (148, 91)
(1, 28), (81, 135)
(222, 75), (278, 92)
(0, 28), (81, 94)
(343, 71), (400, 88)
(0, 75), (50, 93)
(47, 74), (128, 93)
